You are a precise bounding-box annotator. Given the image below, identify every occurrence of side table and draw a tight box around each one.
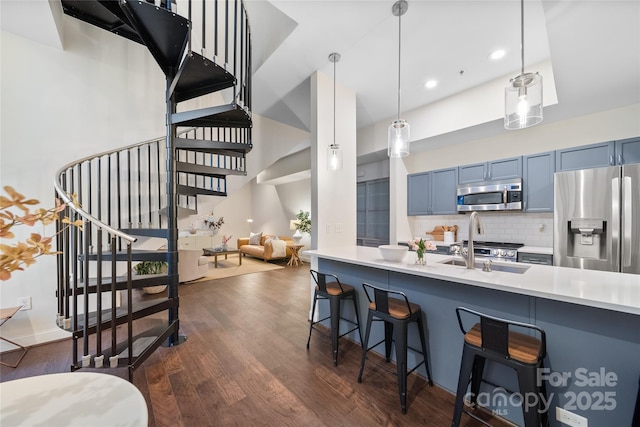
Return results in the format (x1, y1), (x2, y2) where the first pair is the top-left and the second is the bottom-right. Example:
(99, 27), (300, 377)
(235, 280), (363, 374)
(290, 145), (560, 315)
(286, 244), (305, 266)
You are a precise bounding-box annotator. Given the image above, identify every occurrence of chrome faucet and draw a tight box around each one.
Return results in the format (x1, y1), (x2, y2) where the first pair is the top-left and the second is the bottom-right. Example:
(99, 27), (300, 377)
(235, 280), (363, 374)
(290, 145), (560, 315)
(461, 211), (484, 269)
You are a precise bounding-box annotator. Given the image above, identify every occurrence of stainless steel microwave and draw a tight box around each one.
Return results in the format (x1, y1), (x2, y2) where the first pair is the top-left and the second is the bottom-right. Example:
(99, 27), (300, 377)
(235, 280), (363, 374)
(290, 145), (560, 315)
(456, 178), (523, 212)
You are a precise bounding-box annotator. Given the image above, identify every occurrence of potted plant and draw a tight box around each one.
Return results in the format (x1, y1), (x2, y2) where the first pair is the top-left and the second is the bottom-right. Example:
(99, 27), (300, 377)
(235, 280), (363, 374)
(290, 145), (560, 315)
(294, 210), (311, 234)
(291, 210), (311, 243)
(133, 261), (168, 294)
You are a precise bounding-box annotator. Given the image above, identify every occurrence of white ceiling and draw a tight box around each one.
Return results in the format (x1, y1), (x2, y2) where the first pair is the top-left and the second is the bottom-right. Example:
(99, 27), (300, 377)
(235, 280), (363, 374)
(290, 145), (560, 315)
(247, 0), (640, 138)
(2, 0), (638, 148)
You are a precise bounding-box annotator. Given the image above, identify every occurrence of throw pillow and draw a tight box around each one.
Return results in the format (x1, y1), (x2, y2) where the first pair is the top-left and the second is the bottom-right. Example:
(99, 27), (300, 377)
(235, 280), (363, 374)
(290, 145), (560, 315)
(249, 231), (262, 245)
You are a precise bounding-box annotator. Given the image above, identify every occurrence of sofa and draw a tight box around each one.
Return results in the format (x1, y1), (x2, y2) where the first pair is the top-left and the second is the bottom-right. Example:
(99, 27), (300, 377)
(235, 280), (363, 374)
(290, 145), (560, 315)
(237, 234), (294, 261)
(178, 249), (209, 282)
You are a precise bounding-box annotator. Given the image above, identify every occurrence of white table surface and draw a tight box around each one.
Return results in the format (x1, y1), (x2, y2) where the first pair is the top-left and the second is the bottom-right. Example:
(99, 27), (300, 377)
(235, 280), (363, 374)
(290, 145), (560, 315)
(306, 246), (640, 315)
(0, 372), (148, 427)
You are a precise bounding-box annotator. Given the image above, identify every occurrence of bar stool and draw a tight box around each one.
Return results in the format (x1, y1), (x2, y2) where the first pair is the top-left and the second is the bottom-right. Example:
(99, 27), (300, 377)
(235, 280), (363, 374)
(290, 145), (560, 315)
(306, 269), (362, 366)
(357, 283), (433, 414)
(452, 307), (549, 427)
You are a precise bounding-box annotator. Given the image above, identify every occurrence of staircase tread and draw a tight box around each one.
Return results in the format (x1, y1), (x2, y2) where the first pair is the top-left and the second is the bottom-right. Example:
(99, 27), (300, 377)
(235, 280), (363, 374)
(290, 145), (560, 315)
(63, 298), (175, 335)
(173, 52), (236, 103)
(121, 0), (190, 75)
(175, 137), (252, 155)
(72, 321), (178, 370)
(177, 185), (227, 198)
(172, 103), (252, 128)
(63, 274), (168, 295)
(176, 162), (245, 177)
(61, 0), (143, 44)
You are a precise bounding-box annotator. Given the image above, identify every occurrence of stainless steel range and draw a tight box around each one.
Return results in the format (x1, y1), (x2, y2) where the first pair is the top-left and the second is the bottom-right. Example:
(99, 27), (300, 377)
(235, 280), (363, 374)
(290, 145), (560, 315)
(453, 241), (524, 262)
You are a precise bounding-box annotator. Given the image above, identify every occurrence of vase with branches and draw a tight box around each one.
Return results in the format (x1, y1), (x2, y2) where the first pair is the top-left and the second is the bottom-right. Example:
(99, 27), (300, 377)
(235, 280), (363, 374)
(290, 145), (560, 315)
(1, 186), (82, 281)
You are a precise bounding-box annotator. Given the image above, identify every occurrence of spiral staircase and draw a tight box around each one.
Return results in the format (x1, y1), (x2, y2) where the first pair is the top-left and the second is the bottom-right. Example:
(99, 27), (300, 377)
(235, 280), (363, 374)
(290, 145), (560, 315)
(54, 0), (252, 381)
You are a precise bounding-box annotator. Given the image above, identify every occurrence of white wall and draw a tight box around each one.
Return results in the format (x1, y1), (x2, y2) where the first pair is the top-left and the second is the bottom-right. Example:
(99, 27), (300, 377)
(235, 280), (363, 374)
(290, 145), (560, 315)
(1, 20), (166, 346)
(311, 71), (357, 250)
(405, 103), (640, 173)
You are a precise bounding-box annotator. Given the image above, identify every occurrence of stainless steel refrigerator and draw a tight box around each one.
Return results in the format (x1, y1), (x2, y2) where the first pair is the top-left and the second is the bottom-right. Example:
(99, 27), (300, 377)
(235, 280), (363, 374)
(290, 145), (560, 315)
(554, 164), (640, 274)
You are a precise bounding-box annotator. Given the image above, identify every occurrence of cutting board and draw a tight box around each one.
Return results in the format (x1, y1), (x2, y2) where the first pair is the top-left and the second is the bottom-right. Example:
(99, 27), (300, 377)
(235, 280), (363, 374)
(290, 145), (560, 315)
(425, 225), (458, 242)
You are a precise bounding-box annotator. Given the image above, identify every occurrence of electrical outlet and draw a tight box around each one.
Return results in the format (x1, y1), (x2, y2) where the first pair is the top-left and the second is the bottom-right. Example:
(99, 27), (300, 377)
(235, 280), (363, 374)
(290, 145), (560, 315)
(556, 407), (588, 427)
(17, 296), (32, 311)
(326, 224), (332, 234)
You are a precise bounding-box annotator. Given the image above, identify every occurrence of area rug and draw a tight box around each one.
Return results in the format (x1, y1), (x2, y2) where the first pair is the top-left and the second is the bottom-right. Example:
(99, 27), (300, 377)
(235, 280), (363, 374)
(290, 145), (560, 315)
(186, 254), (284, 283)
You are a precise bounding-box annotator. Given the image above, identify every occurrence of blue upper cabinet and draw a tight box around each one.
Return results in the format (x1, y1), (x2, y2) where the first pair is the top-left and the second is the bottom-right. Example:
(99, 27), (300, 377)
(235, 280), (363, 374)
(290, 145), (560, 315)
(407, 167), (457, 215)
(407, 172), (431, 215)
(430, 168), (457, 215)
(458, 156), (522, 184)
(523, 151), (555, 212)
(457, 162), (485, 184)
(555, 142), (615, 171)
(615, 137), (640, 165)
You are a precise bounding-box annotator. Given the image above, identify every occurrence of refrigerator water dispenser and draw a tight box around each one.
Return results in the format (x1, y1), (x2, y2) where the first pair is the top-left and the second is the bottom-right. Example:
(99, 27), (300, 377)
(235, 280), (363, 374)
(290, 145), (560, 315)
(568, 218), (606, 259)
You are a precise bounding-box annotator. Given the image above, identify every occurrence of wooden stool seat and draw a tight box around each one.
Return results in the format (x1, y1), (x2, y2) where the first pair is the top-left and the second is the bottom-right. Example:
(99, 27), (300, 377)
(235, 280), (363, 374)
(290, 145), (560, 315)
(317, 281), (355, 296)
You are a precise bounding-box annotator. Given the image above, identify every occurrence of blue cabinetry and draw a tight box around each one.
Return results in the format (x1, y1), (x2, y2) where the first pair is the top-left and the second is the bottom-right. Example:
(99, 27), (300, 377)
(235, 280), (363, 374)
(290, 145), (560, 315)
(430, 168), (458, 214)
(616, 137), (640, 165)
(407, 172), (431, 215)
(523, 151), (555, 212)
(556, 142), (615, 171)
(358, 179), (390, 245)
(458, 157), (522, 184)
(407, 167), (457, 215)
(556, 138), (640, 171)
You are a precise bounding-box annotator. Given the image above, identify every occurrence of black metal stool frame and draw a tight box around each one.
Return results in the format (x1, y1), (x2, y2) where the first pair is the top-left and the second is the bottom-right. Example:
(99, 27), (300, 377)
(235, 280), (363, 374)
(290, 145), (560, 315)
(357, 283), (433, 414)
(307, 269), (362, 366)
(452, 306), (549, 427)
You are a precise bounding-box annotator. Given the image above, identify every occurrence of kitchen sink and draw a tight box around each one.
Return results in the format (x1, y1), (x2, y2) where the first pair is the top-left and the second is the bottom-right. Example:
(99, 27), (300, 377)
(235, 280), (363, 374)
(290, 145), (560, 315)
(438, 258), (530, 274)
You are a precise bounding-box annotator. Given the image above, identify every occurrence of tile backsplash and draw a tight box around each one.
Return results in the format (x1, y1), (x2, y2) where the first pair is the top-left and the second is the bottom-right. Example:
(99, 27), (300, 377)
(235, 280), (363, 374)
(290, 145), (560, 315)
(411, 212), (553, 248)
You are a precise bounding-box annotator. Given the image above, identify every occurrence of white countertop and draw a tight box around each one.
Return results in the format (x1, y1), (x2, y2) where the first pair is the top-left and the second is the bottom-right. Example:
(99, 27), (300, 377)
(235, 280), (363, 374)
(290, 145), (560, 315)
(306, 246), (640, 315)
(518, 246), (553, 255)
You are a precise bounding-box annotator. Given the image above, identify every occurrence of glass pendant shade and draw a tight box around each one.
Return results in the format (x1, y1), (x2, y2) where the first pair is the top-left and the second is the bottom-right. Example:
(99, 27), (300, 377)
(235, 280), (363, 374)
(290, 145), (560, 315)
(327, 52), (342, 171)
(388, 119), (410, 158)
(327, 143), (343, 171)
(505, 72), (543, 130)
(388, 1), (410, 158)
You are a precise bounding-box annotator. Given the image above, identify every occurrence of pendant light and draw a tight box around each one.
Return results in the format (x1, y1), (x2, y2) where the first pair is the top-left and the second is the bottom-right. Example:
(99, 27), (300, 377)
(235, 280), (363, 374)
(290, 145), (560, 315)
(327, 52), (343, 171)
(388, 0), (409, 158)
(504, 0), (543, 130)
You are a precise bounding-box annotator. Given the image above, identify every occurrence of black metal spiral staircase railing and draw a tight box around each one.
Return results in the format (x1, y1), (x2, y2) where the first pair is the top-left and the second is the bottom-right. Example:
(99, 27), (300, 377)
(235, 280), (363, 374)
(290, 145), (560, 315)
(55, 0), (252, 381)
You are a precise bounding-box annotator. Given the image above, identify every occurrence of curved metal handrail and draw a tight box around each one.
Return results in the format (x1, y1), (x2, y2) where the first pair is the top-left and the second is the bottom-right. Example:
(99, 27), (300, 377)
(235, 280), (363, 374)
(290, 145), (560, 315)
(53, 134), (168, 243)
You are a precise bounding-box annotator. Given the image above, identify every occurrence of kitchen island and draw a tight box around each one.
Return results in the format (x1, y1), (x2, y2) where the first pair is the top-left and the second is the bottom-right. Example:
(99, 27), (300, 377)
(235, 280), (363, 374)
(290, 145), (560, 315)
(306, 246), (640, 426)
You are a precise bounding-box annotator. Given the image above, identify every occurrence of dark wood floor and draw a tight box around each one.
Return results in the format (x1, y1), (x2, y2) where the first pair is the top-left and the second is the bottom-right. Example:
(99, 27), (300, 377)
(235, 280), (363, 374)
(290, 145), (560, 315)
(1, 261), (511, 427)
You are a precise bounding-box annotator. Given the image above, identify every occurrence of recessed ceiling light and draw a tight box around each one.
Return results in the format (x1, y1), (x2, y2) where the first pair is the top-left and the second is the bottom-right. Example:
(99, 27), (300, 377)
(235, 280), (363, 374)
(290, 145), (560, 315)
(490, 49), (506, 60)
(425, 79), (438, 89)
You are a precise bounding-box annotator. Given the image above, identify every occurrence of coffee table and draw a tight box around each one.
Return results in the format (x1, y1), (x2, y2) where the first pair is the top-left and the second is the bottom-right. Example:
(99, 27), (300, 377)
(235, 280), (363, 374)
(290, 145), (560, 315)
(203, 247), (241, 268)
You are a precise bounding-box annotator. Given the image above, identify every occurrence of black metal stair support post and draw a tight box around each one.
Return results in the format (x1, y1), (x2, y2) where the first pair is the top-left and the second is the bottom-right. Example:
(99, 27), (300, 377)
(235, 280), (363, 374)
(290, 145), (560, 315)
(165, 76), (184, 347)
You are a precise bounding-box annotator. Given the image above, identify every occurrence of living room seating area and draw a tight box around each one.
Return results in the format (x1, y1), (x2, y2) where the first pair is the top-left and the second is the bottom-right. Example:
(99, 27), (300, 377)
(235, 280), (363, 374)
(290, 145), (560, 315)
(237, 233), (294, 262)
